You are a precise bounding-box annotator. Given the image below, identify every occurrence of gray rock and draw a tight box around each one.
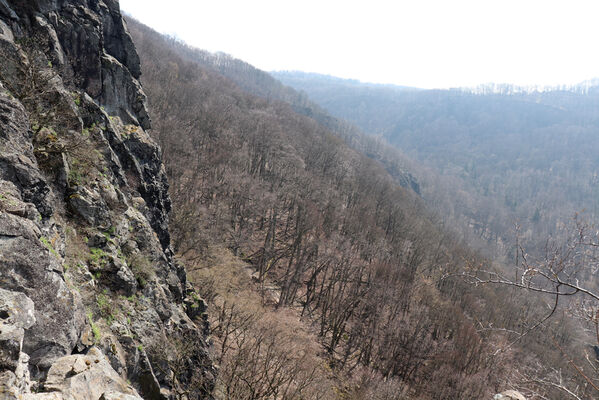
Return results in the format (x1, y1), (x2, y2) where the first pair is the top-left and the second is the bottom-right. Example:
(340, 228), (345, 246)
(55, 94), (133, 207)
(34, 15), (66, 67)
(0, 19), (13, 41)
(15, 352), (31, 393)
(0, 288), (36, 330)
(0, 370), (20, 399)
(0, 181), (40, 221)
(103, 117), (171, 250)
(31, 347), (143, 400)
(0, 294), (32, 396)
(0, 323), (23, 371)
(0, 211), (40, 240)
(0, 94), (53, 218)
(0, 0), (215, 397)
(99, 0), (141, 79)
(115, 266), (138, 296)
(128, 348), (164, 400)
(100, 392), (144, 400)
(100, 181), (122, 210)
(0, 0), (18, 20)
(101, 53), (150, 129)
(45, 1), (148, 129)
(0, 223), (85, 374)
(106, 256), (138, 295)
(68, 187), (108, 225)
(494, 390), (526, 400)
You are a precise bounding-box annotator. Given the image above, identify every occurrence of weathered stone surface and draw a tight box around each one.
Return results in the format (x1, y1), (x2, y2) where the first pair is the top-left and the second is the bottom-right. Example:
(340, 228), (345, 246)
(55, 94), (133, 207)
(68, 187), (108, 225)
(0, 290), (33, 397)
(104, 120), (171, 250)
(0, 323), (23, 371)
(101, 54), (150, 129)
(100, 391), (143, 400)
(40, 347), (142, 400)
(0, 215), (85, 374)
(9, 347), (144, 399)
(128, 348), (164, 400)
(0, 211), (40, 240)
(23, 394), (62, 400)
(494, 390), (526, 400)
(0, 181), (40, 221)
(0, 0), (214, 398)
(0, 0), (18, 21)
(0, 94), (53, 218)
(99, 0), (141, 79)
(0, 288), (36, 331)
(0, 18), (13, 41)
(0, 370), (20, 400)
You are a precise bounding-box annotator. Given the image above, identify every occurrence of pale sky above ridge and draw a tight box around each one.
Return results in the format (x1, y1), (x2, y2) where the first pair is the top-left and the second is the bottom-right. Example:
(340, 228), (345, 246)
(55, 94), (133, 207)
(119, 0), (599, 89)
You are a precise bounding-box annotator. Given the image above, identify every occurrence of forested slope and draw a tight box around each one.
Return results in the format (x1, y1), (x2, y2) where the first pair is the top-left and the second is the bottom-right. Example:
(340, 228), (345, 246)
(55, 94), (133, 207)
(273, 72), (599, 258)
(127, 19), (593, 400)
(162, 45), (423, 196)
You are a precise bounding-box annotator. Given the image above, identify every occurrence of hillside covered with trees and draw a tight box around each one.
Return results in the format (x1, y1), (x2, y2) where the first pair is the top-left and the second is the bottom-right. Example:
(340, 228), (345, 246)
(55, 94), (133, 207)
(2, 1), (598, 399)
(274, 72), (599, 258)
(126, 19), (598, 400)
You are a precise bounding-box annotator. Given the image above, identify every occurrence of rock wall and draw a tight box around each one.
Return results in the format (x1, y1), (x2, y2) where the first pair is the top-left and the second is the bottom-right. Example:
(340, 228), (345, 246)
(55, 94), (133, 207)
(0, 1), (213, 399)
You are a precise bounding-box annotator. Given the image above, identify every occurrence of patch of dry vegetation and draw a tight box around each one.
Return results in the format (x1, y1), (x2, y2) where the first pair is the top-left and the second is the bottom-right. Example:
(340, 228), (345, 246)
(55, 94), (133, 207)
(190, 247), (336, 400)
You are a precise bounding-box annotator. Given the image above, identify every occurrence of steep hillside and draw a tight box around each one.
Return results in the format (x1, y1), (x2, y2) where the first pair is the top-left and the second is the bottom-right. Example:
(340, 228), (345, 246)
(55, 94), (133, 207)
(127, 19), (592, 400)
(274, 72), (599, 255)
(0, 1), (212, 399)
(152, 42), (422, 197)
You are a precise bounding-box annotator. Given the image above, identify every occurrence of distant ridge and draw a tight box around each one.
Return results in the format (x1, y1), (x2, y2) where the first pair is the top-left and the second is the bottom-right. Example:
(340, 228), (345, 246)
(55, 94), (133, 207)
(272, 70), (421, 91)
(272, 71), (599, 95)
(462, 78), (599, 95)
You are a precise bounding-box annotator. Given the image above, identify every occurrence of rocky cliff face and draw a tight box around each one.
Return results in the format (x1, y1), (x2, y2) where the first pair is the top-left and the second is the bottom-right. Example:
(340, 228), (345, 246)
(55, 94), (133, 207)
(0, 1), (213, 398)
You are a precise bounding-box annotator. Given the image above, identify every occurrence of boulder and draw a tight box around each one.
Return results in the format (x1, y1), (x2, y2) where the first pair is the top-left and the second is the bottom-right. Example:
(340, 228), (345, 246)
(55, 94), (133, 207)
(494, 390), (526, 400)
(38, 347), (142, 400)
(0, 288), (36, 331)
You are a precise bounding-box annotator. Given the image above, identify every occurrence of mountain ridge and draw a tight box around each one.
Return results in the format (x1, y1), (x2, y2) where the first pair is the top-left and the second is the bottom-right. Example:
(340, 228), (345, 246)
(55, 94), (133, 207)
(273, 70), (599, 94)
(159, 42), (423, 196)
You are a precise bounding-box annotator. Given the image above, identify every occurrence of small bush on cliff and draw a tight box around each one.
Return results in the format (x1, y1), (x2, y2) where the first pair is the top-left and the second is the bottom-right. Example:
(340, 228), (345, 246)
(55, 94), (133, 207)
(128, 253), (155, 287)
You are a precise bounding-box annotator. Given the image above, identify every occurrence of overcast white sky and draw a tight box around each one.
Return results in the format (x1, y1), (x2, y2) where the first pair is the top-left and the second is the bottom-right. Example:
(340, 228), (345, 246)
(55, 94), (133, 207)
(119, 0), (599, 89)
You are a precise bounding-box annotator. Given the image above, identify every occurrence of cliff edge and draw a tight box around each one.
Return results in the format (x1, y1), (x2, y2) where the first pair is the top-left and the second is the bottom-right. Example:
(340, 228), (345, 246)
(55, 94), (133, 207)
(0, 1), (213, 399)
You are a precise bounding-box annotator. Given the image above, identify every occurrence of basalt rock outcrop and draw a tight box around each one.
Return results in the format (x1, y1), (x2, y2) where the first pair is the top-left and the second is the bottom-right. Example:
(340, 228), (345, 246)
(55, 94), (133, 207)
(0, 1), (213, 399)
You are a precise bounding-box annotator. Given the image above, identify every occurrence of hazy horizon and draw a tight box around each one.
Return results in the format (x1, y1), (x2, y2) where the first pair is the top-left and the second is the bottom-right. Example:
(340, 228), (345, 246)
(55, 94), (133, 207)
(271, 70), (599, 92)
(120, 0), (599, 90)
